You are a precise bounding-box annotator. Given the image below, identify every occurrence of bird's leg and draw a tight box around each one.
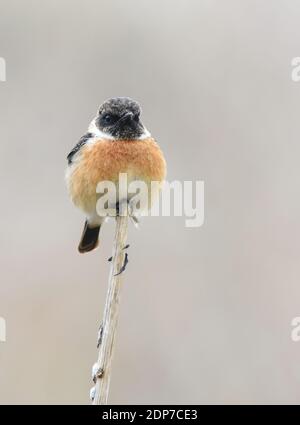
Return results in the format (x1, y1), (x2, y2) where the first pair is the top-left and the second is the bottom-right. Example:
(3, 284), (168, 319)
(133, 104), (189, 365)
(107, 203), (130, 261)
(115, 200), (128, 217)
(127, 199), (140, 227)
(108, 201), (130, 272)
(115, 201), (120, 216)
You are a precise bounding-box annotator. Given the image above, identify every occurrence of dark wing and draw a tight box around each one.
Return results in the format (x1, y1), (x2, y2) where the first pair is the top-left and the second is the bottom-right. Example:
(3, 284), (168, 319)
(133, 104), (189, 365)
(67, 132), (93, 165)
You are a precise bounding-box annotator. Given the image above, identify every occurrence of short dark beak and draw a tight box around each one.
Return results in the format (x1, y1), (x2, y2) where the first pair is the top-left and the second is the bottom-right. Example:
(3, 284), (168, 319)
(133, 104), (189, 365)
(119, 112), (134, 123)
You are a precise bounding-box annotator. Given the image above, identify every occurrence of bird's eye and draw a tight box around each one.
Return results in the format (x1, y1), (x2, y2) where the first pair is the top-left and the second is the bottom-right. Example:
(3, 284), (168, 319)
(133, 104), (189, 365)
(103, 114), (112, 124)
(134, 113), (140, 122)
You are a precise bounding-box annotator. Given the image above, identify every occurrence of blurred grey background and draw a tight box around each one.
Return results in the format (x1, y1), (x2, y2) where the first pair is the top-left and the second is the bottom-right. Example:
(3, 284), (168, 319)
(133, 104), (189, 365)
(0, 0), (300, 404)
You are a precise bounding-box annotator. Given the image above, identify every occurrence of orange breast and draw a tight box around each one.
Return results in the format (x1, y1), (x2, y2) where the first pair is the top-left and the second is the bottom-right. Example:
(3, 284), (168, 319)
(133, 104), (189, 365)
(68, 137), (166, 213)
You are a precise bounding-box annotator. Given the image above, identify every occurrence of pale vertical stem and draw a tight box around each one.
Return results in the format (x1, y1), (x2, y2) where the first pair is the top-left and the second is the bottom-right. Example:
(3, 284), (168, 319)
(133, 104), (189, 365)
(93, 214), (129, 405)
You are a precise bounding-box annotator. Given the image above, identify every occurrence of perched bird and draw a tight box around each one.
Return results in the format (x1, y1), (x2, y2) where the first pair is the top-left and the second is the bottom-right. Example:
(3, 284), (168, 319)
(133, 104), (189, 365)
(66, 97), (166, 253)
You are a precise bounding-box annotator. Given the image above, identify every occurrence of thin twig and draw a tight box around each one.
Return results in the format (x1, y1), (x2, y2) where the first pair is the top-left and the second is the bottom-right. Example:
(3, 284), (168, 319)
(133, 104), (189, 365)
(91, 213), (129, 405)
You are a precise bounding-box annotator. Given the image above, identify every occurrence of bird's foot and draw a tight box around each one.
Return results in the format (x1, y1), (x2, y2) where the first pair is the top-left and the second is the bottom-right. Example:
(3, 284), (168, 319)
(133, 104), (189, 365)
(127, 202), (140, 228)
(115, 201), (128, 217)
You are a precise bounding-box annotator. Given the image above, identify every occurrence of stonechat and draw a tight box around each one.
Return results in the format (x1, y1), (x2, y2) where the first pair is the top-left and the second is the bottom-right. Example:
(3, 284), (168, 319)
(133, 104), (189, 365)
(66, 97), (166, 253)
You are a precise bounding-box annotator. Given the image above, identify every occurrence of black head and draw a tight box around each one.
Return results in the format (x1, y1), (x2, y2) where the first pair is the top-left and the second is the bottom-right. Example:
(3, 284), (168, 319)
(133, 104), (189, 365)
(96, 97), (146, 140)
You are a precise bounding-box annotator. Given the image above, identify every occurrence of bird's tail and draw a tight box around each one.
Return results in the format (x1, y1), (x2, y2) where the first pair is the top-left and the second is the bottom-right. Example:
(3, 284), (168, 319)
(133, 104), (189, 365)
(78, 221), (101, 253)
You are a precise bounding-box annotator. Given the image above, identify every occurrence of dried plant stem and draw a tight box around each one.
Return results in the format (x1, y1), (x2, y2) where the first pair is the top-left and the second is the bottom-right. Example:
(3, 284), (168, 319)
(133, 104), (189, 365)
(92, 214), (129, 405)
